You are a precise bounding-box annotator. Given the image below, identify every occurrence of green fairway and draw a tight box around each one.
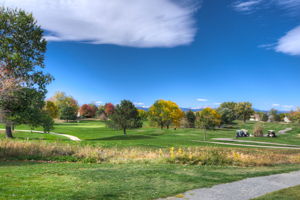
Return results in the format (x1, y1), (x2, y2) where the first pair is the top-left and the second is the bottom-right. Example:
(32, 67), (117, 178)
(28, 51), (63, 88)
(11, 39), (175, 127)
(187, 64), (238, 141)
(0, 162), (300, 200)
(253, 185), (300, 200)
(1, 120), (300, 148)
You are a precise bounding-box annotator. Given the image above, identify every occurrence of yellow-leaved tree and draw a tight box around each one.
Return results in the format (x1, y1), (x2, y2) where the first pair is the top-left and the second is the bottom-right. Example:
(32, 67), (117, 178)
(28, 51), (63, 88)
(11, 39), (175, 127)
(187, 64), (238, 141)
(196, 108), (221, 140)
(149, 100), (184, 129)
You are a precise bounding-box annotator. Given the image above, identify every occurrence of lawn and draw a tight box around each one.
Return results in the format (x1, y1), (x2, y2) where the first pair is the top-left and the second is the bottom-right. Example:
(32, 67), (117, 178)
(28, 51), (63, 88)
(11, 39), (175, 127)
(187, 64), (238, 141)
(253, 185), (300, 200)
(1, 120), (299, 148)
(1, 162), (300, 200)
(1, 121), (300, 199)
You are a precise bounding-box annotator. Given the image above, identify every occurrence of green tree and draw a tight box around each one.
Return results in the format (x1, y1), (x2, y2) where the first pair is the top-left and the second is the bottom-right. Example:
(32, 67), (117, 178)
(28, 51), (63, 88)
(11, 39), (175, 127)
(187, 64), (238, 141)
(185, 110), (196, 128)
(50, 92), (79, 121)
(107, 100), (142, 135)
(235, 102), (254, 123)
(258, 112), (269, 122)
(269, 109), (281, 122)
(196, 108), (221, 140)
(60, 105), (78, 122)
(217, 102), (237, 124)
(0, 8), (53, 138)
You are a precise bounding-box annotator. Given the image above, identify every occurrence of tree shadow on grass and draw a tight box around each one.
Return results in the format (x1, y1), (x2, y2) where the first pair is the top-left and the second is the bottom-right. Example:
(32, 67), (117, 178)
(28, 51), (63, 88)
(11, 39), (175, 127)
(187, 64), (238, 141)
(0, 161), (44, 167)
(86, 135), (154, 141)
(15, 137), (68, 141)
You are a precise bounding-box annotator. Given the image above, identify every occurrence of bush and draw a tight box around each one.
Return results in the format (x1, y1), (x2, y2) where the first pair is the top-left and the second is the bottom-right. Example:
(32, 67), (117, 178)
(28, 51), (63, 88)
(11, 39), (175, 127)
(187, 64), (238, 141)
(253, 123), (264, 137)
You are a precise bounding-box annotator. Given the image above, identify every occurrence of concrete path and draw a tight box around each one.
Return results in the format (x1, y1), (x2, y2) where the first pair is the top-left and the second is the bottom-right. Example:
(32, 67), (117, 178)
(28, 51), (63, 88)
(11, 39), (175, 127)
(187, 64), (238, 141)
(211, 138), (300, 147)
(0, 129), (81, 141)
(278, 128), (293, 135)
(159, 170), (300, 200)
(204, 141), (300, 150)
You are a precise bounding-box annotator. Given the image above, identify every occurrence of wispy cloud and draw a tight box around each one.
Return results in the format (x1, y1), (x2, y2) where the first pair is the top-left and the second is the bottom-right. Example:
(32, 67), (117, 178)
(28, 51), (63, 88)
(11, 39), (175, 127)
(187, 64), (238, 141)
(1, 0), (199, 48)
(233, 0), (300, 13)
(196, 98), (208, 102)
(233, 0), (300, 56)
(272, 104), (280, 107)
(134, 102), (149, 108)
(272, 104), (295, 110)
(134, 102), (145, 106)
(94, 101), (103, 105)
(233, 0), (262, 12)
(276, 25), (300, 56)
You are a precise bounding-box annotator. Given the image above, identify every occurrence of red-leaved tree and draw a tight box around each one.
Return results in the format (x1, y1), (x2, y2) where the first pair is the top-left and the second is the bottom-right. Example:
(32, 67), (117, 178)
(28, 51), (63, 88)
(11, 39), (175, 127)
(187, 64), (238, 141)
(104, 103), (115, 116)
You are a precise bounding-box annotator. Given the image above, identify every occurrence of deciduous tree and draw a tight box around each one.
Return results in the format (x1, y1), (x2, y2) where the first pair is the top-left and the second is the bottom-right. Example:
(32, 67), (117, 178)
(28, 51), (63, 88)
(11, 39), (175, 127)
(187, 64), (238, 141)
(196, 108), (221, 140)
(104, 103), (115, 116)
(0, 8), (53, 137)
(235, 102), (254, 123)
(185, 110), (196, 128)
(149, 100), (184, 129)
(217, 102), (237, 124)
(79, 104), (97, 118)
(50, 92), (79, 121)
(44, 101), (59, 119)
(107, 100), (142, 135)
(290, 109), (300, 124)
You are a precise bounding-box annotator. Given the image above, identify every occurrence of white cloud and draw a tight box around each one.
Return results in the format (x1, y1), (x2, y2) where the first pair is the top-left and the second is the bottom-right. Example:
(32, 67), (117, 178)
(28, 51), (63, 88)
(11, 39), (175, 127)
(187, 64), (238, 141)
(134, 102), (145, 106)
(233, 0), (262, 11)
(276, 0), (300, 10)
(0, 0), (198, 48)
(276, 26), (300, 56)
(272, 104), (295, 110)
(282, 105), (294, 109)
(134, 102), (149, 108)
(196, 98), (208, 102)
(94, 101), (103, 105)
(214, 102), (221, 105)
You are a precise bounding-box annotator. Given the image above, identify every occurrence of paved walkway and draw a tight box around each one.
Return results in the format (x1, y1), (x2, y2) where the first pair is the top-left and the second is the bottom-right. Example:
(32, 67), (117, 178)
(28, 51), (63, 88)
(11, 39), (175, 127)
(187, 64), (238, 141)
(204, 141), (300, 149)
(0, 129), (81, 141)
(159, 170), (300, 200)
(211, 138), (300, 147)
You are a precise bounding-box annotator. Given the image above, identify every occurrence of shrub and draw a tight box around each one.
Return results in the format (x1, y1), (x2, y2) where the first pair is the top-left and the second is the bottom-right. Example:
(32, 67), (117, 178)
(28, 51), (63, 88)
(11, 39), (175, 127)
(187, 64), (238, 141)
(253, 123), (264, 137)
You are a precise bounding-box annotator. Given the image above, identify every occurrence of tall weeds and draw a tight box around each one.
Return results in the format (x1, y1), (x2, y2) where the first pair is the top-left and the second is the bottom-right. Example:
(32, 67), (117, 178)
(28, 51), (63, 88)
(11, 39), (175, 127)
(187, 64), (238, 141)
(1, 140), (300, 166)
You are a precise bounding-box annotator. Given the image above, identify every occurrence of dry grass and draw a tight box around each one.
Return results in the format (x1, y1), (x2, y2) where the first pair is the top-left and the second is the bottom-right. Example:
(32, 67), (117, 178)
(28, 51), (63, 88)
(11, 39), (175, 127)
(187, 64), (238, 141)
(1, 140), (300, 166)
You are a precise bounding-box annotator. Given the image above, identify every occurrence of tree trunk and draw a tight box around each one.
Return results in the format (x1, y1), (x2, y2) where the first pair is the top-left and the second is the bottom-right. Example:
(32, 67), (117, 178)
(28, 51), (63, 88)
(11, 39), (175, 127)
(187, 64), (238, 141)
(167, 125), (169, 129)
(5, 124), (13, 138)
(123, 128), (127, 135)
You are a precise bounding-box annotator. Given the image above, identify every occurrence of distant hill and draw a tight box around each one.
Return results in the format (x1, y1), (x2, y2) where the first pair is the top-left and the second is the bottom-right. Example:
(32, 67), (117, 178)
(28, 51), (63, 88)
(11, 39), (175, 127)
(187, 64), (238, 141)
(137, 107), (202, 112)
(137, 107), (289, 113)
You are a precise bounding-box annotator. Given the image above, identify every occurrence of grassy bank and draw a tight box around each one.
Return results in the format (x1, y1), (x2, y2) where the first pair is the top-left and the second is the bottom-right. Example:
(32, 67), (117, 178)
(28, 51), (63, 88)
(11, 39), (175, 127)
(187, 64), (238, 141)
(1, 140), (300, 166)
(253, 185), (300, 200)
(1, 161), (300, 200)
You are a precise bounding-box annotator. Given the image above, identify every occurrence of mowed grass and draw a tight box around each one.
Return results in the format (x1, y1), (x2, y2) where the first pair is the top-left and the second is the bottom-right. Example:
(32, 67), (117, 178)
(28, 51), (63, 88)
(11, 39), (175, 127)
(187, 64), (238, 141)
(0, 130), (68, 141)
(1, 162), (300, 200)
(1, 121), (300, 199)
(1, 120), (300, 148)
(253, 185), (300, 200)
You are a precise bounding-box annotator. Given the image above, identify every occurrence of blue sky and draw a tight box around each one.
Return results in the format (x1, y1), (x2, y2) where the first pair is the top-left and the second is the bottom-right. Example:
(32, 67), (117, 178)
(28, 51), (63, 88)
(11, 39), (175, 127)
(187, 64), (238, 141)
(2, 0), (300, 110)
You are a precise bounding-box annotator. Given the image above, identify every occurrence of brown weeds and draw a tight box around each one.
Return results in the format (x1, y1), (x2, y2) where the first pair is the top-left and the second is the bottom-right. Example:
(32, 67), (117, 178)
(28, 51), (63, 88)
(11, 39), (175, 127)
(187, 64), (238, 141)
(1, 140), (300, 166)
